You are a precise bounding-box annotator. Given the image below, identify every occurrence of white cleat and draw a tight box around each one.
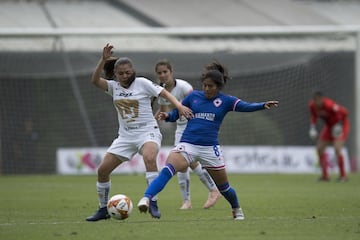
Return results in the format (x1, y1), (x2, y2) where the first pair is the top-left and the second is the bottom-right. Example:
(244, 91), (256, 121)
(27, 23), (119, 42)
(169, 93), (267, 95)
(179, 200), (192, 210)
(232, 208), (245, 220)
(203, 189), (222, 209)
(137, 197), (150, 213)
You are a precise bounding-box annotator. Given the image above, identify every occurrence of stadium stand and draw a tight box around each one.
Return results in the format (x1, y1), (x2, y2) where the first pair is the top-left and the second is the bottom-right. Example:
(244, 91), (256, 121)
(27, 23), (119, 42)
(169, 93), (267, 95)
(0, 0), (360, 52)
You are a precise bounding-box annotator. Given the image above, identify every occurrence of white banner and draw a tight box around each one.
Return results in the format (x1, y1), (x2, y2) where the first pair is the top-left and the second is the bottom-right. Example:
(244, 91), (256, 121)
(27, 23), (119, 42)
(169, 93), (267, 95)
(56, 146), (349, 175)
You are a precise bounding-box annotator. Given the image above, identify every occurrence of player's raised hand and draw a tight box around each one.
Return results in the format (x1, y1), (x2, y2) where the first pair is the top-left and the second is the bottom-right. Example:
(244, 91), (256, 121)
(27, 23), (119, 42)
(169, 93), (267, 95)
(264, 101), (279, 109)
(102, 43), (114, 61)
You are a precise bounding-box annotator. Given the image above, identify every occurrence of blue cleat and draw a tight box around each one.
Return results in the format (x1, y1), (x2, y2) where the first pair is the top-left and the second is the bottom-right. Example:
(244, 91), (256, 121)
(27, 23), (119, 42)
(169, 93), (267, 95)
(86, 207), (110, 221)
(149, 200), (161, 219)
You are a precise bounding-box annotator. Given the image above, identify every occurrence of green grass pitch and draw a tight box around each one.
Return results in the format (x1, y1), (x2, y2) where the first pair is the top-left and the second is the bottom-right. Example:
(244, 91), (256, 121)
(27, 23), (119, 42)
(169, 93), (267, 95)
(0, 173), (359, 240)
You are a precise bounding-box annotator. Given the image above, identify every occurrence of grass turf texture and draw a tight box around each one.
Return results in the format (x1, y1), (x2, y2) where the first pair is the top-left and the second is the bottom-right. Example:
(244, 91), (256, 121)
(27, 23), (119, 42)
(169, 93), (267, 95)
(0, 174), (359, 240)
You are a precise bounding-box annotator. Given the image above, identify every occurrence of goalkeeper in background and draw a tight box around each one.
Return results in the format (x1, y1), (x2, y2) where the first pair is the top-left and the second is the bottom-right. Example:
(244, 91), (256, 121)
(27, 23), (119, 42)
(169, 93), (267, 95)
(308, 91), (350, 182)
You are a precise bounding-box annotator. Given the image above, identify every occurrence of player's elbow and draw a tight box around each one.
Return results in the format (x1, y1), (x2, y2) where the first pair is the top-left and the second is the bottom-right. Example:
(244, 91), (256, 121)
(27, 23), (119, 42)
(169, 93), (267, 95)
(91, 75), (99, 85)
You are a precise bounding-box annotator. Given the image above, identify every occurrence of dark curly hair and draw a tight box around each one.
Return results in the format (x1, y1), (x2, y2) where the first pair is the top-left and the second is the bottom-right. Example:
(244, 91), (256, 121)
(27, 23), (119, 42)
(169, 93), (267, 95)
(204, 61), (230, 84)
(103, 57), (118, 79)
(201, 70), (225, 89)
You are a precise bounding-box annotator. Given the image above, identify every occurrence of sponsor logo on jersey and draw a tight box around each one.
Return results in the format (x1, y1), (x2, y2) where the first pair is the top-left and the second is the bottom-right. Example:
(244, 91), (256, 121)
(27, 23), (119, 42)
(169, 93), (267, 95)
(117, 92), (134, 97)
(194, 112), (215, 121)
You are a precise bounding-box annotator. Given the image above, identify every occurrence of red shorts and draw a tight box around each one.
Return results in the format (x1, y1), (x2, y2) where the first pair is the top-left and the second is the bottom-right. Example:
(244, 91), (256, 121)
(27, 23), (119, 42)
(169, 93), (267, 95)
(319, 119), (350, 142)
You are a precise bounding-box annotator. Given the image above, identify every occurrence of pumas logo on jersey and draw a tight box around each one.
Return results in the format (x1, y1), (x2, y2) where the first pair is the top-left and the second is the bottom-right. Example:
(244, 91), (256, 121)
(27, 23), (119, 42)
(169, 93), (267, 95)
(213, 98), (222, 107)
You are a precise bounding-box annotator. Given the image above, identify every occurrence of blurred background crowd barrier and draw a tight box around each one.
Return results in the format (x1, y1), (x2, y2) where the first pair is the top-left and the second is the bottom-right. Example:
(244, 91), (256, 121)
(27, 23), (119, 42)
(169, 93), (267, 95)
(0, 0), (358, 173)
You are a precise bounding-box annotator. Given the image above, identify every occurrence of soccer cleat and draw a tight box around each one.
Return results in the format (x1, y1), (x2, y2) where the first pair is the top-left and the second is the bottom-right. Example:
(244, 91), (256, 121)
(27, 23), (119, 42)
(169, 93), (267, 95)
(203, 189), (222, 209)
(137, 197), (149, 213)
(179, 200), (192, 210)
(336, 176), (348, 182)
(149, 200), (161, 219)
(86, 207), (110, 221)
(317, 176), (330, 182)
(232, 208), (245, 221)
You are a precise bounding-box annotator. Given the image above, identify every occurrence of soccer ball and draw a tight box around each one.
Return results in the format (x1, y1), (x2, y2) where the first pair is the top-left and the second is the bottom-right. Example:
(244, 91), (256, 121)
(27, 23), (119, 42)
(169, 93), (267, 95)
(107, 194), (133, 220)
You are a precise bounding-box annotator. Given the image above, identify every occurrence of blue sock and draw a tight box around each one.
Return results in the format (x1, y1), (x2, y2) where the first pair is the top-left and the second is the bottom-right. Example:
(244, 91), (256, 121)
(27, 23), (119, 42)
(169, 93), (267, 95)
(144, 163), (176, 199)
(217, 182), (240, 209)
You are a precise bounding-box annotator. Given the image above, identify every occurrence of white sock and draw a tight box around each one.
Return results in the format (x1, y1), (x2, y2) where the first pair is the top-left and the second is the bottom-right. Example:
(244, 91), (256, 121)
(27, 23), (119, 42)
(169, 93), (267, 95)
(192, 164), (216, 191)
(177, 169), (190, 201)
(146, 171), (159, 201)
(96, 181), (111, 208)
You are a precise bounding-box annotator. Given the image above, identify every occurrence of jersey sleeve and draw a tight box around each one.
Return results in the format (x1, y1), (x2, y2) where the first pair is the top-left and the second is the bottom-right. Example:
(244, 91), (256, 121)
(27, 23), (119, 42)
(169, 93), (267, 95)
(105, 80), (115, 97)
(309, 101), (318, 125)
(165, 108), (180, 122)
(234, 99), (265, 112)
(140, 78), (164, 97)
(182, 81), (193, 97)
(330, 101), (348, 122)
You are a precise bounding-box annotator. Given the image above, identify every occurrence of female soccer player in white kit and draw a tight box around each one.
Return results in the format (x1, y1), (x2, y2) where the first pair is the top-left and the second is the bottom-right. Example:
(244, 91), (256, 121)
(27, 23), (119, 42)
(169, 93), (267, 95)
(154, 60), (221, 210)
(86, 44), (192, 221)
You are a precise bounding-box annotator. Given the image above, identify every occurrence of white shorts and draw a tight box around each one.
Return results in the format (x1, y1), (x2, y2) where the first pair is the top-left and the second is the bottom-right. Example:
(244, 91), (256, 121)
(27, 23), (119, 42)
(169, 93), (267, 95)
(172, 142), (225, 170)
(107, 127), (162, 161)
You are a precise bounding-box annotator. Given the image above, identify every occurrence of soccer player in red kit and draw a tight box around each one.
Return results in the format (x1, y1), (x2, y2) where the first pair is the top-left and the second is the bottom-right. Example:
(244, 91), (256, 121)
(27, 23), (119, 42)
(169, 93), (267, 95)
(308, 91), (350, 182)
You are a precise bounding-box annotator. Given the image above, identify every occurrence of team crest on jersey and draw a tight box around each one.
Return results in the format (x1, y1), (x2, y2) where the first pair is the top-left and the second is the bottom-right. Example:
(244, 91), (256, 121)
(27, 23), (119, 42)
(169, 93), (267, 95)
(176, 145), (186, 151)
(213, 98), (222, 107)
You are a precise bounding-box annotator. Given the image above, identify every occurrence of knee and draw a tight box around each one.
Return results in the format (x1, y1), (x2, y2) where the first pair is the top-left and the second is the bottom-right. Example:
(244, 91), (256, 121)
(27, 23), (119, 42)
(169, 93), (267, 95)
(142, 154), (158, 171)
(143, 154), (157, 167)
(143, 154), (156, 163)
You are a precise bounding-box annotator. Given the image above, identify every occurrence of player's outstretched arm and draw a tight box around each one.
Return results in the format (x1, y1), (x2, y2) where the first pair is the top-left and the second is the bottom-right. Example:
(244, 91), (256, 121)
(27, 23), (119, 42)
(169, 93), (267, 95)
(264, 101), (279, 109)
(159, 89), (193, 119)
(91, 43), (113, 91)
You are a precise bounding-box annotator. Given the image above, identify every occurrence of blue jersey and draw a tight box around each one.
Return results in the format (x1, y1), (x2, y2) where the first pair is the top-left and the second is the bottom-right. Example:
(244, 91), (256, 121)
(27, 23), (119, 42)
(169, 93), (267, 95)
(166, 90), (265, 146)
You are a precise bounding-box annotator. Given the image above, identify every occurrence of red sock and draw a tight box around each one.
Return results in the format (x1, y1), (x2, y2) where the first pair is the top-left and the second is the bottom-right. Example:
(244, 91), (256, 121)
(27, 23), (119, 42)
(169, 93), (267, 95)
(319, 154), (329, 179)
(337, 154), (346, 178)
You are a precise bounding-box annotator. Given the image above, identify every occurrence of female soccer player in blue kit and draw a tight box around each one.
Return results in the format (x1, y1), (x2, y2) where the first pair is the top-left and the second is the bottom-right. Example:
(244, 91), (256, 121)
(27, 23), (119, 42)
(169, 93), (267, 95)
(137, 63), (279, 220)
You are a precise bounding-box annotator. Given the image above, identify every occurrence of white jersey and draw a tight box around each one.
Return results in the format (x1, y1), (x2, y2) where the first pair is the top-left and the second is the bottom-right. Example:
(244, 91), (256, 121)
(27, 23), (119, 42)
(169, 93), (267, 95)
(158, 79), (193, 126)
(158, 79), (193, 145)
(107, 77), (163, 135)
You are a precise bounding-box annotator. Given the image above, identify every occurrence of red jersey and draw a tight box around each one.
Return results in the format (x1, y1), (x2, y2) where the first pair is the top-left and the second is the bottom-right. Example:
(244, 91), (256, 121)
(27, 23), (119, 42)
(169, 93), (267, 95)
(309, 97), (348, 127)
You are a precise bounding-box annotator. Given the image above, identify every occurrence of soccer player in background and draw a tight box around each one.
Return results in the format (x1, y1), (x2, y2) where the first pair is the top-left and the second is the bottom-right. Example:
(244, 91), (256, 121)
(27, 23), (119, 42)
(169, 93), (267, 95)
(86, 43), (192, 221)
(154, 59), (221, 210)
(137, 62), (279, 220)
(308, 91), (350, 182)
